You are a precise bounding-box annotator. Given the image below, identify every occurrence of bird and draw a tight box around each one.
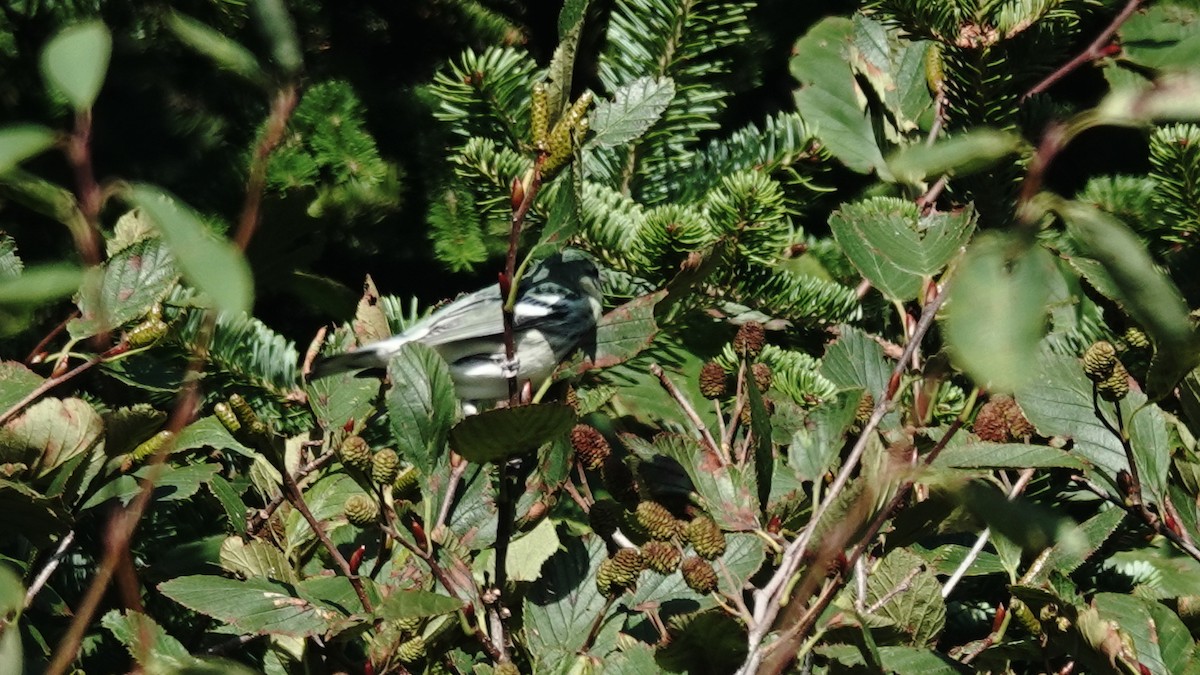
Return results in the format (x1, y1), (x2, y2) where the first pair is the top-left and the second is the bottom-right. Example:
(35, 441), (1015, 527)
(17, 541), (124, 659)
(310, 249), (603, 406)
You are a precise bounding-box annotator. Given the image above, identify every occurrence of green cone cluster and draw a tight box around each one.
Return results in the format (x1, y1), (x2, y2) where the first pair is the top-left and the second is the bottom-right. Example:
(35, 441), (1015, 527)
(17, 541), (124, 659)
(681, 556), (718, 594)
(596, 548), (644, 597)
(1083, 341), (1118, 383)
(395, 635), (427, 664)
(636, 501), (681, 540)
(372, 447), (400, 484)
(344, 493), (379, 527)
(1098, 363), (1130, 402)
(641, 540), (682, 574)
(974, 395), (1034, 442)
(339, 435), (373, 472)
(685, 515), (726, 560)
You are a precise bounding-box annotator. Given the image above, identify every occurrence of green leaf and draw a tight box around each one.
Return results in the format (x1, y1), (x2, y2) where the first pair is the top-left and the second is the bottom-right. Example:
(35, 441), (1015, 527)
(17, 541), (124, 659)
(307, 373), (377, 434)
(746, 371), (773, 512)
(545, 0), (588, 121)
(829, 197), (975, 302)
(126, 184), (252, 315)
(67, 238), (178, 339)
(788, 392), (858, 481)
(523, 537), (619, 668)
(101, 610), (208, 672)
(1094, 594), (1194, 675)
(943, 234), (1052, 392)
(957, 480), (1077, 554)
(0, 125), (56, 173)
(159, 575), (352, 637)
(820, 326), (898, 428)
(0, 362), (42, 413)
(1054, 199), (1199, 398)
(450, 402), (575, 464)
(913, 543), (1005, 577)
(1016, 352), (1170, 498)
(0, 565), (22, 673)
(166, 12), (267, 86)
(208, 474), (247, 535)
(1045, 506), (1125, 575)
(0, 264), (81, 306)
(888, 129), (1023, 184)
(863, 548), (945, 646)
(506, 516), (561, 582)
(284, 473), (359, 554)
(931, 442), (1085, 470)
(219, 536), (298, 584)
(585, 290), (662, 371)
(1097, 73), (1200, 124)
(588, 77), (675, 147)
(791, 17), (886, 175)
(40, 21), (111, 110)
(385, 343), (456, 475)
(632, 433), (760, 531)
(851, 15), (932, 131)
(818, 645), (962, 674)
(173, 415), (256, 459)
(0, 480), (69, 546)
(250, 0), (303, 77)
(377, 590), (464, 621)
(1, 397), (103, 478)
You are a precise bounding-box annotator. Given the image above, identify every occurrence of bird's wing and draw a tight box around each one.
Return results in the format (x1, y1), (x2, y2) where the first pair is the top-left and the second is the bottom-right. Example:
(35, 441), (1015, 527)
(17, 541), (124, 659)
(412, 282), (574, 347)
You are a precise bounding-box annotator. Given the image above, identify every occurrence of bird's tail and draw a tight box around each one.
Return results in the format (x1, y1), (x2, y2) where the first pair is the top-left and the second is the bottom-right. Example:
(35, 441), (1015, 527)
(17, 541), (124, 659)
(309, 348), (388, 380)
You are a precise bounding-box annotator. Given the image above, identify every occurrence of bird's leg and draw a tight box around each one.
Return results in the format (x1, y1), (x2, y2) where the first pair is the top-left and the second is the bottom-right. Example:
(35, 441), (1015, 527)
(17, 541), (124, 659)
(499, 355), (520, 379)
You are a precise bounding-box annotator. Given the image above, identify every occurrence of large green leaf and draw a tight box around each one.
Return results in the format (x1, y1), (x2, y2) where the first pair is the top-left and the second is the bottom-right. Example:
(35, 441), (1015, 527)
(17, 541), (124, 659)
(173, 415), (255, 458)
(40, 21), (111, 110)
(377, 590), (463, 620)
(166, 12), (267, 86)
(1094, 594), (1196, 675)
(0, 125), (56, 173)
(523, 537), (620, 668)
(588, 77), (675, 147)
(820, 326), (899, 429)
(829, 197), (975, 302)
(1055, 200), (1199, 398)
(1016, 352), (1170, 498)
(385, 343), (457, 475)
(0, 362), (43, 414)
(943, 234), (1052, 392)
(888, 129), (1023, 184)
(126, 184), (252, 315)
(850, 15), (931, 131)
(0, 396), (103, 478)
(863, 548), (945, 646)
(158, 575), (356, 637)
(791, 17), (886, 175)
(284, 472), (361, 554)
(931, 442), (1085, 470)
(101, 610), (221, 673)
(0, 264), (82, 306)
(219, 536), (298, 584)
(450, 402), (575, 464)
(630, 433), (760, 531)
(68, 238), (178, 339)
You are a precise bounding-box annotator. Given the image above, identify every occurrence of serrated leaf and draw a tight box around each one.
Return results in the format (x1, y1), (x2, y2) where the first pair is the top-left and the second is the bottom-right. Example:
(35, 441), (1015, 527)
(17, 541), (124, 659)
(1094, 593), (1192, 675)
(307, 374), (377, 435)
(829, 197), (975, 302)
(377, 590), (463, 620)
(914, 543), (1005, 577)
(208, 474), (247, 535)
(386, 343), (457, 474)
(101, 609), (199, 671)
(580, 290), (663, 372)
(863, 548), (945, 646)
(67, 238), (178, 339)
(0, 264), (82, 306)
(173, 415), (256, 458)
(0, 362), (43, 413)
(1, 397), (103, 478)
(0, 125), (56, 172)
(629, 433), (759, 531)
(220, 536), (298, 584)
(851, 15), (932, 131)
(791, 17), (887, 175)
(523, 537), (620, 668)
(1016, 352), (1169, 498)
(588, 77), (675, 147)
(788, 392), (858, 481)
(818, 645), (963, 674)
(40, 21), (111, 110)
(820, 326), (898, 428)
(166, 12), (267, 86)
(159, 575), (351, 637)
(944, 234), (1052, 392)
(931, 442), (1085, 470)
(888, 129), (1022, 184)
(545, 0), (587, 122)
(1045, 506), (1125, 575)
(1055, 200), (1199, 398)
(126, 184), (252, 315)
(450, 402), (575, 464)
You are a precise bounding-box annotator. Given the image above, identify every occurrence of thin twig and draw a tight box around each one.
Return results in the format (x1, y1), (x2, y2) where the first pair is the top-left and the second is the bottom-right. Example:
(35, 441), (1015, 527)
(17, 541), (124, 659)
(24, 311), (79, 365)
(24, 531), (75, 609)
(0, 351), (113, 426)
(434, 456), (469, 537)
(1023, 0), (1142, 101)
(650, 363), (725, 464)
(235, 86), (299, 250)
(1072, 475), (1200, 563)
(942, 467), (1037, 598)
(281, 464), (373, 611)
